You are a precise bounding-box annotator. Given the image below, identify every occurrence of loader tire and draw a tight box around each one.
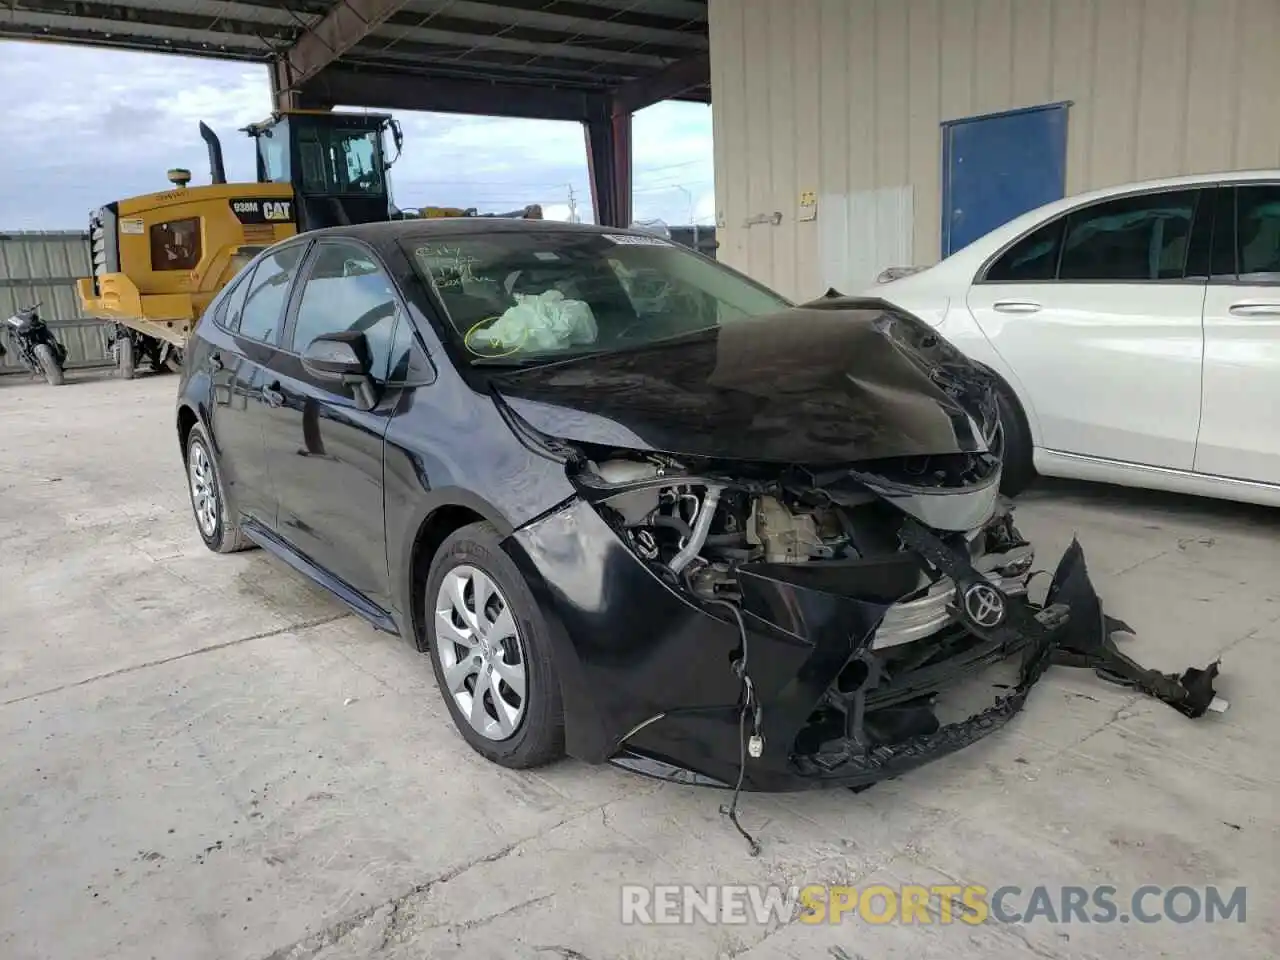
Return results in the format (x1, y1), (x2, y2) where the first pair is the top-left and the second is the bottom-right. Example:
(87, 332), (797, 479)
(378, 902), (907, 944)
(117, 336), (135, 380)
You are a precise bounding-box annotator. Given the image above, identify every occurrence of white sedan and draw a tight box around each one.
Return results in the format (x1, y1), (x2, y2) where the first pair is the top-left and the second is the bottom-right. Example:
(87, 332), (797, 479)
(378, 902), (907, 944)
(870, 170), (1280, 506)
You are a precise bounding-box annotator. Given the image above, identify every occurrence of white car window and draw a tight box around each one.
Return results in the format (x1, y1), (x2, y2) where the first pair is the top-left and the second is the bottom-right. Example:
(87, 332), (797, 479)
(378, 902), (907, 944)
(1058, 190), (1198, 282)
(983, 189), (1201, 284)
(1236, 185), (1280, 283)
(985, 220), (1064, 282)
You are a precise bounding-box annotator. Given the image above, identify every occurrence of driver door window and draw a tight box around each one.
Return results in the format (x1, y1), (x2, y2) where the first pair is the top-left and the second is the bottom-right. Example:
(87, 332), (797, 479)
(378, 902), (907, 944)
(1236, 185), (1280, 282)
(238, 243), (307, 345)
(1057, 191), (1199, 281)
(289, 241), (400, 381)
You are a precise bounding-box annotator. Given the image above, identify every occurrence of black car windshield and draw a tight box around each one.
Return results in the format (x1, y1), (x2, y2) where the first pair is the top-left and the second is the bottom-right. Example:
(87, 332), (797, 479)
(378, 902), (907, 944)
(400, 230), (791, 363)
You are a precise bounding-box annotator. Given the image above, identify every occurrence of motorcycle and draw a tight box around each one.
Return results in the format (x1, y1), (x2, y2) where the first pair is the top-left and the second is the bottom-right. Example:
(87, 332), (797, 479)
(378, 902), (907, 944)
(2, 302), (67, 386)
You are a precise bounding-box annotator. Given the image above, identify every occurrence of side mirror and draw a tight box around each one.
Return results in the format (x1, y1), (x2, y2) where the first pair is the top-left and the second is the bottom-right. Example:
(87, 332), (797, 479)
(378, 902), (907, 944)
(302, 331), (378, 410)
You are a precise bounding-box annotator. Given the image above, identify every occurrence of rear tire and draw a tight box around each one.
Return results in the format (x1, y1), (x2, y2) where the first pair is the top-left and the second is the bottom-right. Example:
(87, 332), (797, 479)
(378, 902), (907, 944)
(185, 422), (253, 554)
(424, 521), (565, 769)
(995, 386), (1035, 497)
(34, 343), (63, 386)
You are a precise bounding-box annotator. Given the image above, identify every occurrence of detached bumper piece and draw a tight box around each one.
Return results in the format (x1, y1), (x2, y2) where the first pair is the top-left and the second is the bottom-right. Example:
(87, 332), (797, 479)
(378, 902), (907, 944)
(1045, 539), (1226, 719)
(788, 521), (1225, 786)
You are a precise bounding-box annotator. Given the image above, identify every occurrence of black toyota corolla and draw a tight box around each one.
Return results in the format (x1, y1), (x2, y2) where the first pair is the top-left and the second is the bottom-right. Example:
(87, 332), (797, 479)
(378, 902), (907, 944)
(174, 219), (1091, 793)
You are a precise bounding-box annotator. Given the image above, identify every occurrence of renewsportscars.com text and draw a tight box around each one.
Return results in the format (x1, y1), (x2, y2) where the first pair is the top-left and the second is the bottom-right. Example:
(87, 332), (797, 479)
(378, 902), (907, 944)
(620, 884), (1247, 926)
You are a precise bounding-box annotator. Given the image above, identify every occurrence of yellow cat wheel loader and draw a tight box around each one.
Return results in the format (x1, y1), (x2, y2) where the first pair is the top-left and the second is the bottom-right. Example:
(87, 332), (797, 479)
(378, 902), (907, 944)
(76, 110), (542, 379)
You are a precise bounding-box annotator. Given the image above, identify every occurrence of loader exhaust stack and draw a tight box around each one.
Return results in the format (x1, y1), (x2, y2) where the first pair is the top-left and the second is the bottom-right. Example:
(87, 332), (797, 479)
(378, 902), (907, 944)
(198, 122), (227, 185)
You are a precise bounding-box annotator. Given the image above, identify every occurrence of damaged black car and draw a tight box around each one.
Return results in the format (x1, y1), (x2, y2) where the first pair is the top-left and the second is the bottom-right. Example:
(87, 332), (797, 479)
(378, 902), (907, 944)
(176, 220), (1223, 804)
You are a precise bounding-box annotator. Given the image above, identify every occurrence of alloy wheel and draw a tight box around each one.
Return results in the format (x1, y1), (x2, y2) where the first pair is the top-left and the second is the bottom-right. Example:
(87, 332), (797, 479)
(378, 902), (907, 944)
(434, 564), (528, 741)
(188, 442), (219, 538)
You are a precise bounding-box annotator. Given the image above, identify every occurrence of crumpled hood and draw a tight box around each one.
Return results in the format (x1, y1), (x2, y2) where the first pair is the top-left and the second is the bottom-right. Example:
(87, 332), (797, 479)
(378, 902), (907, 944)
(488, 296), (998, 465)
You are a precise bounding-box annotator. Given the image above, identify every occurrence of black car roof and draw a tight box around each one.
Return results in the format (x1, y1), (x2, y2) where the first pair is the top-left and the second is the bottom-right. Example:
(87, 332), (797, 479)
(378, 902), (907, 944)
(306, 218), (644, 247)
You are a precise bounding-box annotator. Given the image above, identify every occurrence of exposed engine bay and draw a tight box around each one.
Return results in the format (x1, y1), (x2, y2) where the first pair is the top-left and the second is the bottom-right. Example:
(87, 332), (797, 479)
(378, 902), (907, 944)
(581, 450), (1015, 605)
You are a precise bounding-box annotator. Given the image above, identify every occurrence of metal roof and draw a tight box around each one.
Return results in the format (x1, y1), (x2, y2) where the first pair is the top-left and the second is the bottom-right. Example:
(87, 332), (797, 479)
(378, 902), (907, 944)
(0, 1), (711, 105)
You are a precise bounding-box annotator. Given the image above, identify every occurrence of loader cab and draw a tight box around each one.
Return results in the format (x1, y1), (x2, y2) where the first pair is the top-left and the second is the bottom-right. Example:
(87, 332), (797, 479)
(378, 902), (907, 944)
(244, 110), (403, 232)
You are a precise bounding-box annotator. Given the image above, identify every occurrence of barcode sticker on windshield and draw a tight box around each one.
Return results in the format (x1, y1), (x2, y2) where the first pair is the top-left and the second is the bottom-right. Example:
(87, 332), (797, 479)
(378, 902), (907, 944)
(604, 233), (669, 246)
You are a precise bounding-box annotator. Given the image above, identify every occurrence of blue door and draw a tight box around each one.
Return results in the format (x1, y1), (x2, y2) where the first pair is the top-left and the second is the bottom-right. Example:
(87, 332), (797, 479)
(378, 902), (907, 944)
(942, 103), (1069, 256)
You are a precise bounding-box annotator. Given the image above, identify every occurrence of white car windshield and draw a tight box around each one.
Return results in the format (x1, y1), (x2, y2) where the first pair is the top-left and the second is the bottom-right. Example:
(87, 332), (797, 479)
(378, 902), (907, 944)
(401, 231), (791, 363)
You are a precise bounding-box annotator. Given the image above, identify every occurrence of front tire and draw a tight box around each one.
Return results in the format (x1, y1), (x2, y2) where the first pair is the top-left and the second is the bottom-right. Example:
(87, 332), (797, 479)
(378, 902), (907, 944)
(185, 422), (252, 554)
(995, 386), (1035, 497)
(34, 343), (63, 386)
(424, 522), (564, 769)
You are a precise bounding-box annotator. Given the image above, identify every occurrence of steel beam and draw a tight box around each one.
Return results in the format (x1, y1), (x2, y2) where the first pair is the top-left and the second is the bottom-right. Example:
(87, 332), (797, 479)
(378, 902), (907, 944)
(610, 52), (710, 114)
(574, 0), (709, 20)
(401, 0), (706, 49)
(358, 23), (669, 68)
(333, 46), (640, 87)
(0, 1), (297, 55)
(584, 110), (632, 228)
(298, 69), (603, 122)
(275, 0), (411, 108)
(0, 21), (269, 63)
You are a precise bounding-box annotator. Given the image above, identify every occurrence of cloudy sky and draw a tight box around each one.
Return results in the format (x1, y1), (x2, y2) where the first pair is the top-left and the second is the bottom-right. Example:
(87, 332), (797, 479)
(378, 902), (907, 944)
(0, 40), (714, 232)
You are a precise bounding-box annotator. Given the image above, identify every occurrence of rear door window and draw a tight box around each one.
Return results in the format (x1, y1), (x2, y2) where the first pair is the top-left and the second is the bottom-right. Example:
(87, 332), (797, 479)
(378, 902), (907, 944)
(211, 268), (250, 331)
(984, 219), (1065, 282)
(1235, 185), (1280, 283)
(1057, 190), (1200, 282)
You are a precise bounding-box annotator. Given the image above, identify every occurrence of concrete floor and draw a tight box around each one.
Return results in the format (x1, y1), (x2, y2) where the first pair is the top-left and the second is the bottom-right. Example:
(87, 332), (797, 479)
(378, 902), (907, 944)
(1, 370), (1276, 960)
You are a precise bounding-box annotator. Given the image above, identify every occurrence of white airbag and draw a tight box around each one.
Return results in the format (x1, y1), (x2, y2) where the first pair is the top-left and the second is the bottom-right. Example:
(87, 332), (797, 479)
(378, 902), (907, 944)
(469, 290), (598, 353)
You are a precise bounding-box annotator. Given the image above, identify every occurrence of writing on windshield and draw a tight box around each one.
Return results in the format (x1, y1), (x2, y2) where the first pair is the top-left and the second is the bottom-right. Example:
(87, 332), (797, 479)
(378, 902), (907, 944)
(414, 244), (496, 289)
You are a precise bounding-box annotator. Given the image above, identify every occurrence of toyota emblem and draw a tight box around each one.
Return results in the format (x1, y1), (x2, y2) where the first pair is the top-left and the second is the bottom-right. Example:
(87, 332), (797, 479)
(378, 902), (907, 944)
(963, 582), (1006, 628)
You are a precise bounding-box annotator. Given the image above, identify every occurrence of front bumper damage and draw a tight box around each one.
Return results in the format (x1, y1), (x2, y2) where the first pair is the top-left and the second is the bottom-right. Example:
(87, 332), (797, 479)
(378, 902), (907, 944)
(510, 496), (1225, 803)
(793, 519), (1227, 783)
(490, 297), (1226, 858)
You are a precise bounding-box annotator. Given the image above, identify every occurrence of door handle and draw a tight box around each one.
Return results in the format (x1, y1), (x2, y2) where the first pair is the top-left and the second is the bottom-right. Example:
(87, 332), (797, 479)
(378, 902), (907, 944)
(262, 383), (285, 408)
(1228, 301), (1280, 318)
(992, 299), (1042, 314)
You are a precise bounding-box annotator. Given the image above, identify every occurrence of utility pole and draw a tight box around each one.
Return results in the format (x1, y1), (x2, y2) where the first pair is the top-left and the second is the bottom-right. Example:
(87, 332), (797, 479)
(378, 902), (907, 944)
(674, 183), (697, 251)
(567, 184), (580, 223)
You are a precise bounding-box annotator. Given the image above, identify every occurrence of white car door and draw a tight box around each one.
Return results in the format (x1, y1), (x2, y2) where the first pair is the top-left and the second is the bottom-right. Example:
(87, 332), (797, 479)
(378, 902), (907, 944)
(1196, 182), (1280, 483)
(965, 187), (1209, 470)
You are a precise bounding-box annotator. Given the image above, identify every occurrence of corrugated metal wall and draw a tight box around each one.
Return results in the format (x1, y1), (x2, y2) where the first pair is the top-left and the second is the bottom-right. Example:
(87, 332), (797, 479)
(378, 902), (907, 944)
(709, 0), (1280, 300)
(0, 231), (113, 374)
